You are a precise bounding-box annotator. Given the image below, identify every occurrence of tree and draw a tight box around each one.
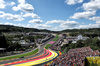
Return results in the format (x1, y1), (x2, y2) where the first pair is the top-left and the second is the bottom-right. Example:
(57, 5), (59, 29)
(0, 34), (8, 48)
(24, 36), (34, 42)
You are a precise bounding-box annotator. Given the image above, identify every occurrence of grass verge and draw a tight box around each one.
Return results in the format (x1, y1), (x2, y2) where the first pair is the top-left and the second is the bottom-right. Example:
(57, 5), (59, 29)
(53, 35), (59, 41)
(45, 44), (52, 49)
(62, 48), (67, 54)
(0, 49), (38, 61)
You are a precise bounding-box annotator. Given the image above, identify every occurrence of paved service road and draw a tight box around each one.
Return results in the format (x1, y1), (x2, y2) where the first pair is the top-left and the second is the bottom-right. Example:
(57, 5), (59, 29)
(0, 37), (55, 65)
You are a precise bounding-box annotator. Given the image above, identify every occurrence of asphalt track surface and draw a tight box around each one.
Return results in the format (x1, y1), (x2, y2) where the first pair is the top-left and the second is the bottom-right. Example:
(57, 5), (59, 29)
(0, 37), (58, 66)
(1, 49), (58, 66)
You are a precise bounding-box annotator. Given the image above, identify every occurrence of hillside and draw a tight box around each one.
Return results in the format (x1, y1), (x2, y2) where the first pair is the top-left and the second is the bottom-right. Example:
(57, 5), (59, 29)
(61, 28), (100, 37)
(0, 25), (51, 32)
(62, 28), (100, 33)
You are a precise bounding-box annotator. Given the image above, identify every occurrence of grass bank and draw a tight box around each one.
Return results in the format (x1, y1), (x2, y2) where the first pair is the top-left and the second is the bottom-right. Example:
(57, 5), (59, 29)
(53, 35), (59, 41)
(45, 44), (52, 49)
(0, 49), (38, 61)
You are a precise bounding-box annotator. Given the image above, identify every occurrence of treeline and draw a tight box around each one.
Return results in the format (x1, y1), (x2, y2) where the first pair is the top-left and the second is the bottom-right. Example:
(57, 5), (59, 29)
(0, 25), (51, 32)
(62, 28), (100, 33)
(62, 28), (100, 37)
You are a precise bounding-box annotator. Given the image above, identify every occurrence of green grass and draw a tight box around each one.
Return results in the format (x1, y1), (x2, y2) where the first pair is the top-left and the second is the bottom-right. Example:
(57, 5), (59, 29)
(53, 35), (59, 41)
(62, 49), (66, 54)
(0, 49), (38, 61)
(45, 44), (52, 49)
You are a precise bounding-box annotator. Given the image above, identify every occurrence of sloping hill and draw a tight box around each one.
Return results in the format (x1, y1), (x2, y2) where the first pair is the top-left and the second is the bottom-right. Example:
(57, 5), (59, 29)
(0, 25), (51, 32)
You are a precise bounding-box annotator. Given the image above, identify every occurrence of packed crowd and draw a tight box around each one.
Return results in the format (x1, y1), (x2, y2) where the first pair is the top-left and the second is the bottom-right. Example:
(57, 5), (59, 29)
(47, 47), (99, 66)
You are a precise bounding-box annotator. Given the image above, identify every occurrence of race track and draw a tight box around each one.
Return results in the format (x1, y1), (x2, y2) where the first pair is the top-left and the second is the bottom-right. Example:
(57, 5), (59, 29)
(0, 49), (58, 66)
